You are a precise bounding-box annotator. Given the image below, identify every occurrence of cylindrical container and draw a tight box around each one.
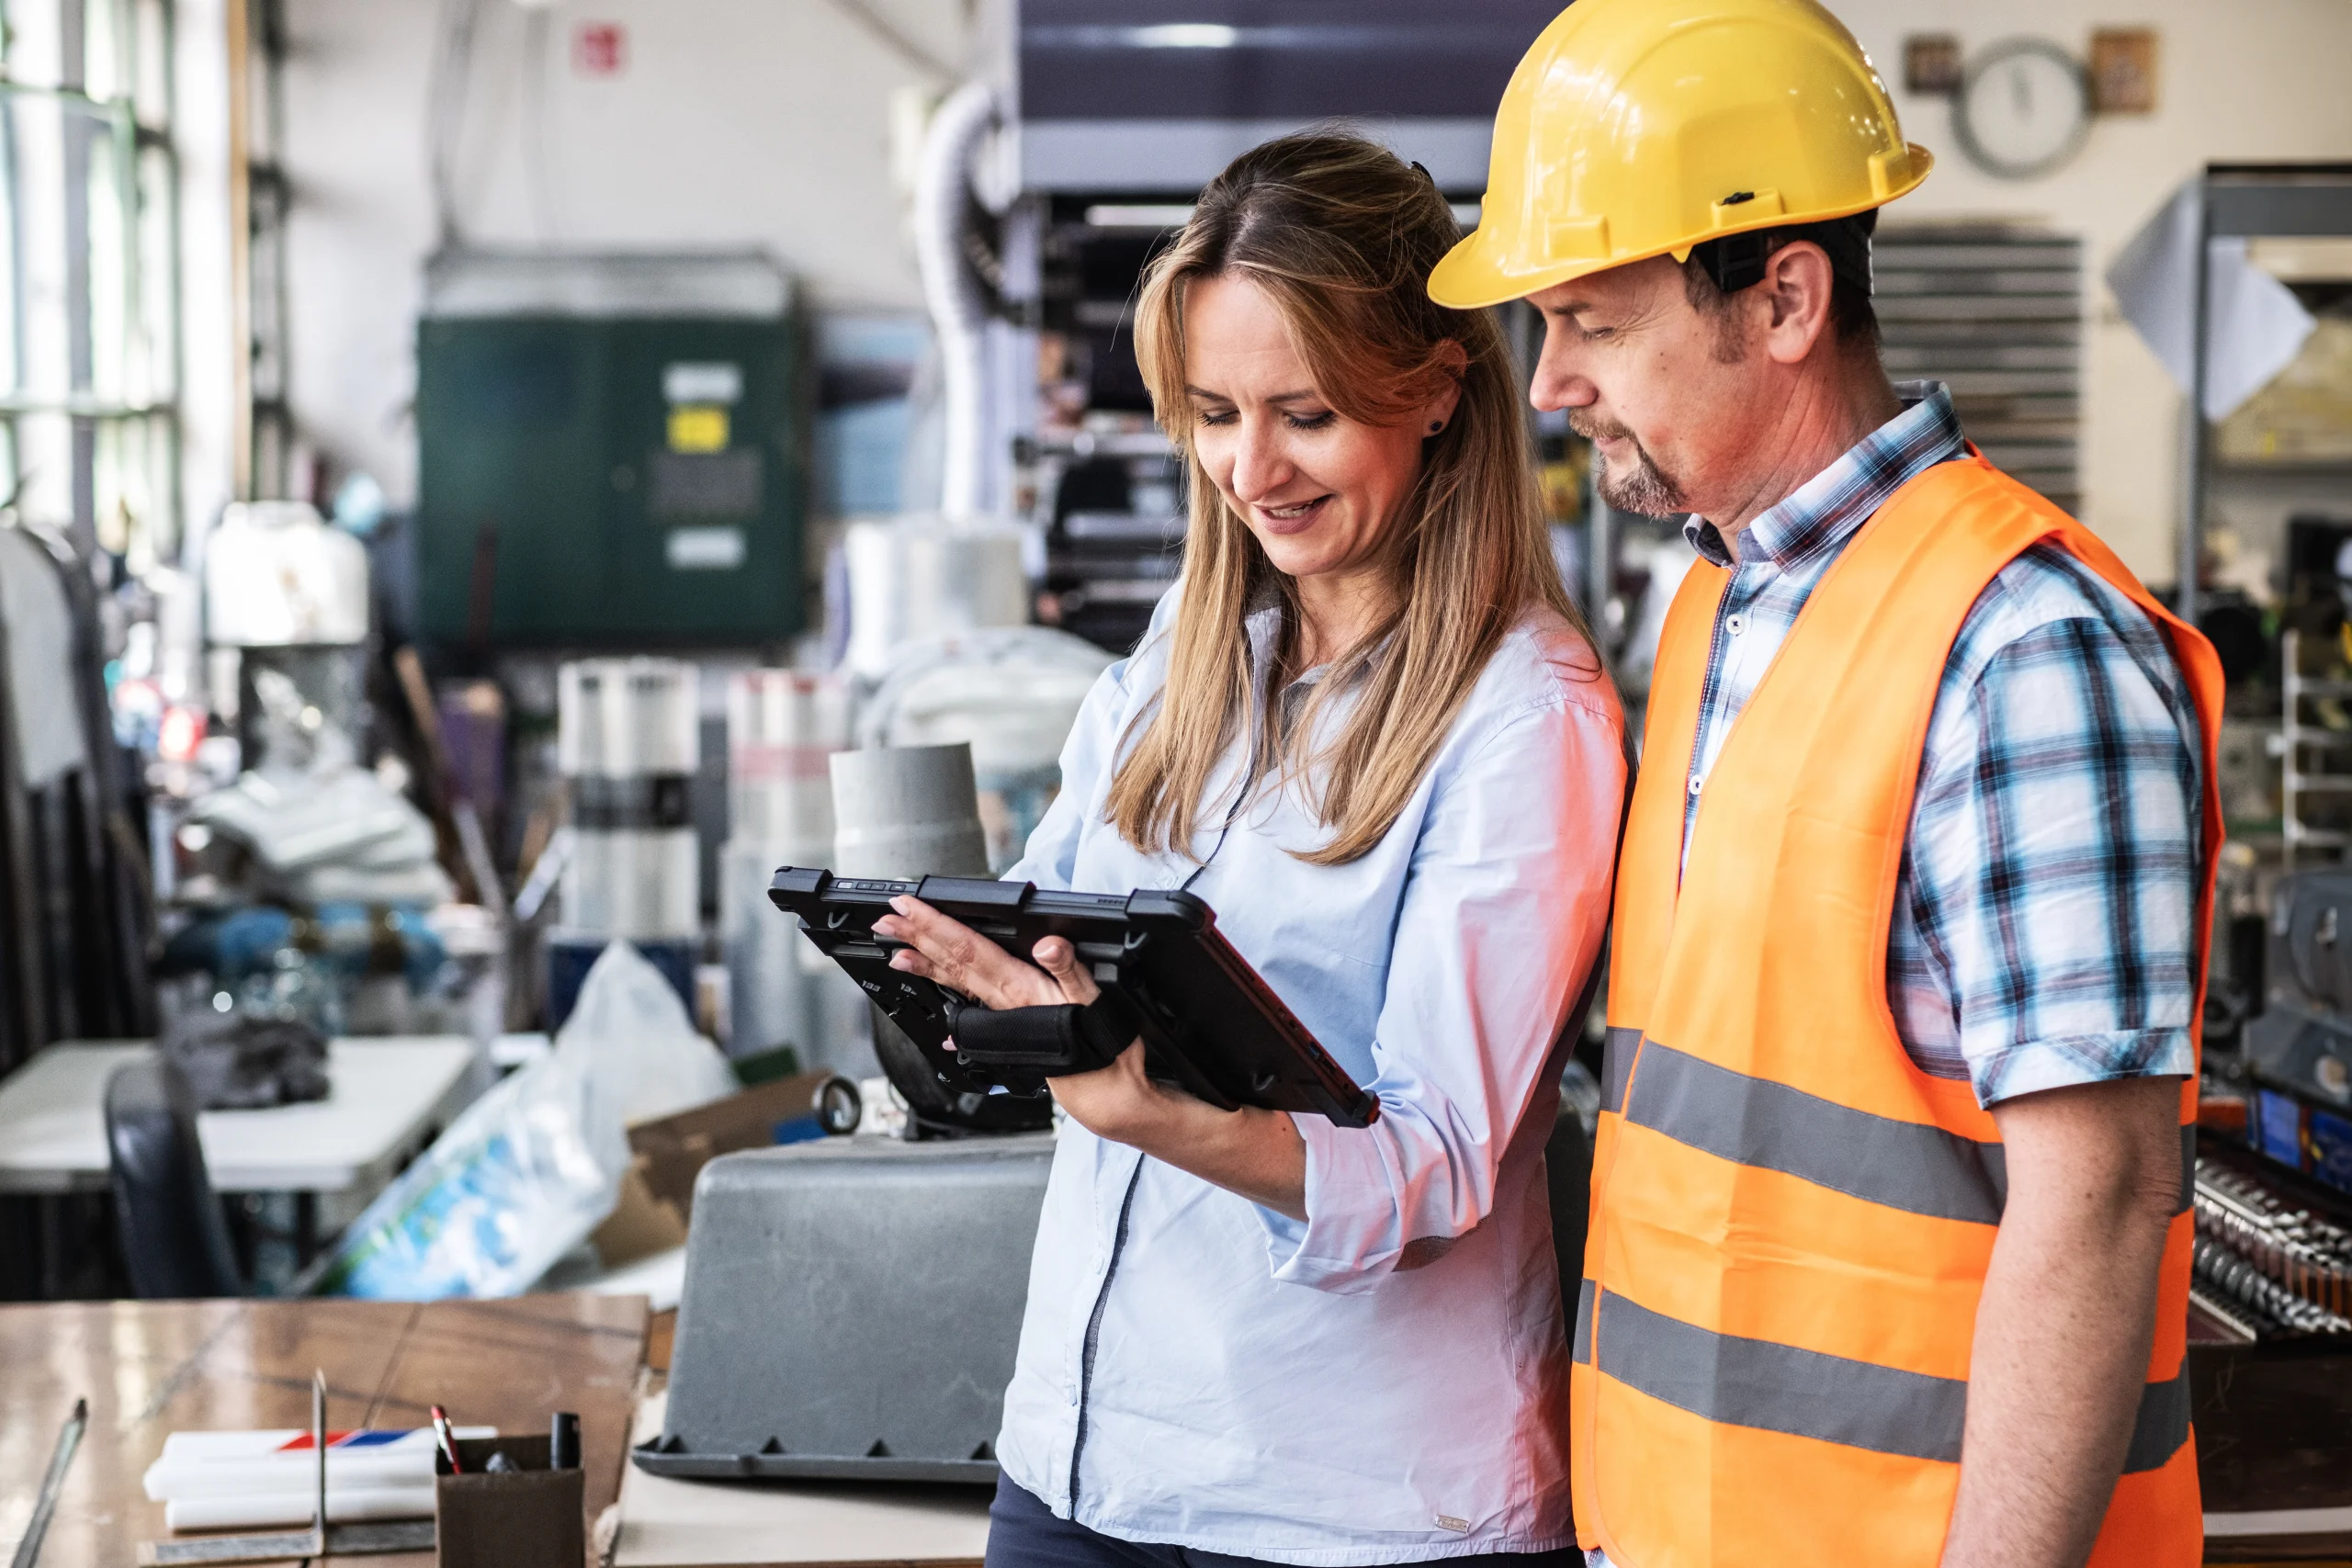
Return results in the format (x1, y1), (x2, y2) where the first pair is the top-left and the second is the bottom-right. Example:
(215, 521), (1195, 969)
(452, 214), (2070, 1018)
(719, 840), (875, 1079)
(829, 743), (990, 878)
(556, 659), (699, 947)
(865, 630), (1111, 870)
(828, 743), (1023, 1136)
(727, 671), (846, 846)
(842, 519), (1028, 679)
(722, 669), (866, 1072)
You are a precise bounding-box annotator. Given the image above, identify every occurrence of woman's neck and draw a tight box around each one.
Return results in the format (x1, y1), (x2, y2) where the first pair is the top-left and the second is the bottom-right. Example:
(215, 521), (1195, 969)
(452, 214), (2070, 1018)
(1288, 566), (1392, 671)
(1290, 566), (1395, 671)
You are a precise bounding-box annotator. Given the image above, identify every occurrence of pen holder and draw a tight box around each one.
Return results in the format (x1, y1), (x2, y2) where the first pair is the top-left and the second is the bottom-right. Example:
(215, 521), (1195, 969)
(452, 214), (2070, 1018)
(434, 1434), (583, 1568)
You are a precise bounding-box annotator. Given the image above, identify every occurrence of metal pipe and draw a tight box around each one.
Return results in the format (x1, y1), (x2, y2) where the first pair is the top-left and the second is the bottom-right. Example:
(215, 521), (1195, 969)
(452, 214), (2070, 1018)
(913, 82), (1001, 521)
(2177, 173), (2211, 626)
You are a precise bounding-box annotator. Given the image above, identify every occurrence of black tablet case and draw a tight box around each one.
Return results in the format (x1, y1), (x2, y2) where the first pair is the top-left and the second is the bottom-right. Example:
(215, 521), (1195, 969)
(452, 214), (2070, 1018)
(767, 867), (1377, 1128)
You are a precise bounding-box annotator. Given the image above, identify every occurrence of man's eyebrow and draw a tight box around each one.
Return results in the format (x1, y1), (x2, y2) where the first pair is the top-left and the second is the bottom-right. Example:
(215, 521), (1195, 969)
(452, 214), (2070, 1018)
(1540, 297), (1598, 317)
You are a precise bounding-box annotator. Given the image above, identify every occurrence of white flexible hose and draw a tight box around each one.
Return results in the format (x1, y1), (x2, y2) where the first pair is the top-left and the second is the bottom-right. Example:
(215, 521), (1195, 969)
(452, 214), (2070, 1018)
(911, 82), (1000, 522)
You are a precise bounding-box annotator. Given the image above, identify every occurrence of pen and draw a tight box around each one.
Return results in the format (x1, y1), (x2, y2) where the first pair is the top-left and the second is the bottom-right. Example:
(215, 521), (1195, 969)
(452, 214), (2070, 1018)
(550, 1411), (580, 1471)
(429, 1405), (462, 1473)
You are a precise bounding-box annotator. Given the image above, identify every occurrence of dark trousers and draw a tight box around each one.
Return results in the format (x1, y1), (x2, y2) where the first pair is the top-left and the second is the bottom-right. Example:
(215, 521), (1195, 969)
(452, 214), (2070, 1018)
(984, 1476), (1587, 1568)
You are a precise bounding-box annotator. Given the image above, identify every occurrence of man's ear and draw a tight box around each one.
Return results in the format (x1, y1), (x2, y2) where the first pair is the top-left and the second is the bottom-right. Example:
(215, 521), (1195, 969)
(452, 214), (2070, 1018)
(1758, 241), (1836, 366)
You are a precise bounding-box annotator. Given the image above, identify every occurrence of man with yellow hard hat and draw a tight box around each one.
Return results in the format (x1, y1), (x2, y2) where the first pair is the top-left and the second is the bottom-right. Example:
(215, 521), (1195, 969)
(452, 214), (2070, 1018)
(1432, 2), (2221, 1564)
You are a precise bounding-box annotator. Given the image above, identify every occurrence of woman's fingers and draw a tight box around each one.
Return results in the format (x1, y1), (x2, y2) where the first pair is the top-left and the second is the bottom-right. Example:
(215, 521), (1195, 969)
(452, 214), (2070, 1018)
(874, 896), (1061, 1009)
(1030, 936), (1102, 1005)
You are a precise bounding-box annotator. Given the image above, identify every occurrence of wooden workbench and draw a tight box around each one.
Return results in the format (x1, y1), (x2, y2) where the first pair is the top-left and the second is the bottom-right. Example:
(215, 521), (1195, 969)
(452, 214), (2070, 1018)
(0, 1293), (647, 1567)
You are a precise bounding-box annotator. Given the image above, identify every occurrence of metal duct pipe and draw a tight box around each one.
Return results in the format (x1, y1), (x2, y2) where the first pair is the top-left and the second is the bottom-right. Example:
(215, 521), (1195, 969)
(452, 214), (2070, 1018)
(911, 81), (1000, 521)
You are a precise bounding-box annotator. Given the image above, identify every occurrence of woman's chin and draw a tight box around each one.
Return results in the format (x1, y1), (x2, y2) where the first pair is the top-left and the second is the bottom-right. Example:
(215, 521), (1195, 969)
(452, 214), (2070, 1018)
(1250, 533), (1350, 581)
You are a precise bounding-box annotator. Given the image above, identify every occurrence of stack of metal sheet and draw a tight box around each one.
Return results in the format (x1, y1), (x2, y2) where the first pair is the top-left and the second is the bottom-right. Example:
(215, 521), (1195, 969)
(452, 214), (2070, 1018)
(1875, 223), (2083, 515)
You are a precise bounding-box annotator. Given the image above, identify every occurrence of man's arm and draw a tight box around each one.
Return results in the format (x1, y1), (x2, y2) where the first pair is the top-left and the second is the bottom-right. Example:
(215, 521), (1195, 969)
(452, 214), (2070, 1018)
(1939, 1074), (2186, 1568)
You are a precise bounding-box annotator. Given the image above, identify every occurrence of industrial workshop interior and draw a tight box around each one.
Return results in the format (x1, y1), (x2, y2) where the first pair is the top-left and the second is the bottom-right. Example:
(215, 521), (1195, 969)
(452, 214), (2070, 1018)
(5, 0), (2352, 1564)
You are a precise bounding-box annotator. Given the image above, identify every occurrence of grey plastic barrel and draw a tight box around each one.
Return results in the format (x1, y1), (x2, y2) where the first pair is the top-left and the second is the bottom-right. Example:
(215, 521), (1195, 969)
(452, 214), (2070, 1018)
(830, 743), (989, 878)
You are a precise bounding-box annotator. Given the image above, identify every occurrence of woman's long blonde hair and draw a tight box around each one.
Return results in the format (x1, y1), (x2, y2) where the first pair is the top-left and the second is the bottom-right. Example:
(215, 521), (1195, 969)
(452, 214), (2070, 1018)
(1107, 130), (1599, 866)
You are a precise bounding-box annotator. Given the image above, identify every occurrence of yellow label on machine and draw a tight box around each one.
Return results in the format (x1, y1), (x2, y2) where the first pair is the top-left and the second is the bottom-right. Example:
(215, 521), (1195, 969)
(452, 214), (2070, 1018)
(668, 405), (729, 453)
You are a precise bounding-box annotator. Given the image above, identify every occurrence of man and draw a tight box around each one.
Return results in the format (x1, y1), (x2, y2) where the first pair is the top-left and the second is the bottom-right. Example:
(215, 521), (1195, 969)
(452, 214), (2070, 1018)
(1429, 2), (2221, 1566)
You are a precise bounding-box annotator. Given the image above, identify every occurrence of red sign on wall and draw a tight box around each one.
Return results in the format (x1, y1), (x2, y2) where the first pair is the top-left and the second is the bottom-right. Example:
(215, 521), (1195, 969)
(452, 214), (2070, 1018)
(572, 22), (627, 77)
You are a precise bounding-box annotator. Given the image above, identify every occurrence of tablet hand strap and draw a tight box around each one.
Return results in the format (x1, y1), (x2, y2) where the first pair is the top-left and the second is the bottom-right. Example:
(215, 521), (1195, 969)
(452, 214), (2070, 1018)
(948, 992), (1142, 1077)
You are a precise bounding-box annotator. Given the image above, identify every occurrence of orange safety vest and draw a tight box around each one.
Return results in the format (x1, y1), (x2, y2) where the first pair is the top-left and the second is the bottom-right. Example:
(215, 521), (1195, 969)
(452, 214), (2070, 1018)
(1572, 457), (2222, 1567)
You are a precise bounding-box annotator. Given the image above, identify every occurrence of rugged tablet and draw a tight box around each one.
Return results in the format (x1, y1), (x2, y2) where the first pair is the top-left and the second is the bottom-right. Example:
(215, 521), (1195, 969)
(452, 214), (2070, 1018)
(766, 867), (1378, 1128)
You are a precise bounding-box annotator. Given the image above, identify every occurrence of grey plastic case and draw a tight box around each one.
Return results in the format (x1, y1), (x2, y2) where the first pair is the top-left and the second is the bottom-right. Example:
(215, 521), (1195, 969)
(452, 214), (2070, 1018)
(636, 1134), (1055, 1483)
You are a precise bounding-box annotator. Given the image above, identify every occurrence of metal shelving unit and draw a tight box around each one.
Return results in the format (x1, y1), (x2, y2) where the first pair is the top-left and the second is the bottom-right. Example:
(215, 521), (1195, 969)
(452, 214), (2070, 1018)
(2281, 629), (2352, 868)
(2177, 164), (2352, 626)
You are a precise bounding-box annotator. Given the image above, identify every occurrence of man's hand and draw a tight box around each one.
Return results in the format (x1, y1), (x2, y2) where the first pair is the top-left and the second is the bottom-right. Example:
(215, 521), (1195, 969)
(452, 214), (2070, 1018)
(871, 896), (1309, 1219)
(1939, 1075), (2187, 1568)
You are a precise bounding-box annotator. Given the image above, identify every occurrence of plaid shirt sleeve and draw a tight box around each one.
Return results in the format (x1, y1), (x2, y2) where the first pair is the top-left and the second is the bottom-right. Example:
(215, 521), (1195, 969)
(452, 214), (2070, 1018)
(1887, 543), (2205, 1108)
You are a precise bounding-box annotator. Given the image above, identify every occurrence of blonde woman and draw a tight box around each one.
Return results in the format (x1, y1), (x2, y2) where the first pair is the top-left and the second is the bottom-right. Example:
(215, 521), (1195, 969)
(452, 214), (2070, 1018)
(875, 132), (1623, 1568)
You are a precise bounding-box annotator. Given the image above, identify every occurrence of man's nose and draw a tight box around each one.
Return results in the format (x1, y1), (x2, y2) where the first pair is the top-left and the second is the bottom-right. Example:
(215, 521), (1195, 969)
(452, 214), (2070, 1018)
(1530, 323), (1598, 414)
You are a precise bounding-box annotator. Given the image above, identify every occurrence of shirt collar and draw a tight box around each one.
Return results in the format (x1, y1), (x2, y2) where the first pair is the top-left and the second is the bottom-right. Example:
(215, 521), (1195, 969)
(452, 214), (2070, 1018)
(1683, 380), (1966, 570)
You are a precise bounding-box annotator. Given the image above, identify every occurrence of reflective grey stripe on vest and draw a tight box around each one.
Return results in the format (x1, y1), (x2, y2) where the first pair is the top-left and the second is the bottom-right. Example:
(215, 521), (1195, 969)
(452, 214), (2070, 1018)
(1600, 1027), (1640, 1114)
(1623, 1041), (2010, 1226)
(1572, 1278), (1596, 1365)
(1611, 1038), (2196, 1223)
(1592, 1289), (2190, 1472)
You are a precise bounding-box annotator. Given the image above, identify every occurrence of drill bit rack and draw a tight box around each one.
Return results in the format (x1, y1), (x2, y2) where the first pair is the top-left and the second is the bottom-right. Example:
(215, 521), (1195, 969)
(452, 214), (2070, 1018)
(2194, 1151), (2352, 1338)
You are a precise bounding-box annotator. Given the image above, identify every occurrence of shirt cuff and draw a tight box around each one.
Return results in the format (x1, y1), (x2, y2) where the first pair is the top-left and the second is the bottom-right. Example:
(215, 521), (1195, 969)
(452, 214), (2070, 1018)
(1972, 1027), (2197, 1108)
(1253, 1108), (1408, 1295)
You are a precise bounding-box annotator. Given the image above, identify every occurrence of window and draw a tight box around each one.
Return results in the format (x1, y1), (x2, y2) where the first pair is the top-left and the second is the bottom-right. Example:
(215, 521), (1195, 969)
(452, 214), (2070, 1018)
(0, 0), (180, 567)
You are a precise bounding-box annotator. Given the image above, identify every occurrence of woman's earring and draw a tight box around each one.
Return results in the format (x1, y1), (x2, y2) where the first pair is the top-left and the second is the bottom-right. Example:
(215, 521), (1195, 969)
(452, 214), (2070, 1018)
(1428, 420), (1444, 434)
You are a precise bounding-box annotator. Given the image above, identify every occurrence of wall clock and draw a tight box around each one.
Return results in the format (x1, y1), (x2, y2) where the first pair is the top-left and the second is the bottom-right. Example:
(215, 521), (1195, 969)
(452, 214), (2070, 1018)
(1952, 38), (2092, 180)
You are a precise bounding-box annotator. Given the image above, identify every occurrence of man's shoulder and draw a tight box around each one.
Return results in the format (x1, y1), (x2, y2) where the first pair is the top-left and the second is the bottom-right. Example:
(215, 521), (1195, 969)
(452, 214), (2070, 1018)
(1946, 539), (2184, 698)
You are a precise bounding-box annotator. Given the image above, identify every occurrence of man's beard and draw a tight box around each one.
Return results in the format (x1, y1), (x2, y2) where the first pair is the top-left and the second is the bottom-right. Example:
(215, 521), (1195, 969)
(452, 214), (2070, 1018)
(1568, 411), (1688, 518)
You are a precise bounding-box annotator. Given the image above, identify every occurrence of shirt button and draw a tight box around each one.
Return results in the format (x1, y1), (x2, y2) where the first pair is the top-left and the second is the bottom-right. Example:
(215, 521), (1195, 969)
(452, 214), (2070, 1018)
(1688, 773), (1704, 797)
(1066, 1383), (1080, 1406)
(1725, 613), (1749, 636)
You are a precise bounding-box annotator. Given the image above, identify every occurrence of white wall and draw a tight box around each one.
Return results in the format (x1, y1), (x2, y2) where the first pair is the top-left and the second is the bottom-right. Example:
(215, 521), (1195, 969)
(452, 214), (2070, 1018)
(279, 0), (965, 509)
(274, 0), (2352, 577)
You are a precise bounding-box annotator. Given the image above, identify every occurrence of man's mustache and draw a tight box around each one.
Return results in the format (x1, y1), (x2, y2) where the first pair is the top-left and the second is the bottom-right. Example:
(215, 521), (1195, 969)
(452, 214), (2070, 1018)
(1566, 410), (1636, 445)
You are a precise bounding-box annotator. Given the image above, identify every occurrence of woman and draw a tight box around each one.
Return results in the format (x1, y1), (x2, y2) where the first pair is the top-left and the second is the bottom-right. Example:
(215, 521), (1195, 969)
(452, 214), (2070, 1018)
(875, 132), (1624, 1566)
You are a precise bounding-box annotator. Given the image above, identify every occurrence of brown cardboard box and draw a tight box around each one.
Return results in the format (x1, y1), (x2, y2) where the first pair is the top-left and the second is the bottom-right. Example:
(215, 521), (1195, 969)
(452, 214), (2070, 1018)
(589, 1156), (692, 1269)
(626, 1070), (854, 1219)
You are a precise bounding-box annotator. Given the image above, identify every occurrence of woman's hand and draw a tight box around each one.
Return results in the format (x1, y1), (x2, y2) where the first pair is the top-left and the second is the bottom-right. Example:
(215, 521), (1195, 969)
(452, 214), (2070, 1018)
(872, 895), (1100, 1010)
(874, 896), (1163, 1139)
(870, 895), (1307, 1218)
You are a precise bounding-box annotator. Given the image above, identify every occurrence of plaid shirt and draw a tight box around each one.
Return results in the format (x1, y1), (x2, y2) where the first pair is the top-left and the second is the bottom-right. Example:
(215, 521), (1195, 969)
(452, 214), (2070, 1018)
(1679, 383), (2203, 1106)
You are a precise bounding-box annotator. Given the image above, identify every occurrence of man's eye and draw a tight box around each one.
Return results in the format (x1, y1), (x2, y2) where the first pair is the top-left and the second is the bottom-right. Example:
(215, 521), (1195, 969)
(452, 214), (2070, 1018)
(1577, 324), (1615, 343)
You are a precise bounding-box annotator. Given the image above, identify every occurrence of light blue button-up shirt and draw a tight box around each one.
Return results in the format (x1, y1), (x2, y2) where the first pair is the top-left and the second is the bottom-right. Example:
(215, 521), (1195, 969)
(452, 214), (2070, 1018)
(996, 586), (1624, 1564)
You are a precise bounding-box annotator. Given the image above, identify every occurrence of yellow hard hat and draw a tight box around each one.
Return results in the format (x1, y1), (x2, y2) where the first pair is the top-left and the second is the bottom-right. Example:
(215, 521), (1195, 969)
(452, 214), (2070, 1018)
(1430, 0), (1932, 310)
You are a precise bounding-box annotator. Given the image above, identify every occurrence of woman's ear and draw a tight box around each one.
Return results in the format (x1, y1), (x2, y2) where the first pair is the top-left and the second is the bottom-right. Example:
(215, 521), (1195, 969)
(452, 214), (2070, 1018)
(1420, 341), (1469, 435)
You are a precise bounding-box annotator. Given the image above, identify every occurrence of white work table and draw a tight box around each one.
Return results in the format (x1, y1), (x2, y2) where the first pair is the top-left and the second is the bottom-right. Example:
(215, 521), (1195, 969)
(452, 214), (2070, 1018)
(0, 1035), (481, 1195)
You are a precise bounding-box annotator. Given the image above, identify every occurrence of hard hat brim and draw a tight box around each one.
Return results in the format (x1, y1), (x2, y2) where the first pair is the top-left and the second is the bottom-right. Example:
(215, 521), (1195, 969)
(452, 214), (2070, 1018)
(1427, 144), (1934, 311)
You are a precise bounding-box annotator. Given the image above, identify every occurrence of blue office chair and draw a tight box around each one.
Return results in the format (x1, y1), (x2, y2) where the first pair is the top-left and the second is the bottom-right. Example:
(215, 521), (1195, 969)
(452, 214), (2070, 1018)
(105, 1054), (243, 1298)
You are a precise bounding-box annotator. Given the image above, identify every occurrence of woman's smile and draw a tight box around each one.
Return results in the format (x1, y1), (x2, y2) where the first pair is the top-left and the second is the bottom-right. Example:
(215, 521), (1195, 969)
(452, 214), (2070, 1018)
(1252, 494), (1334, 534)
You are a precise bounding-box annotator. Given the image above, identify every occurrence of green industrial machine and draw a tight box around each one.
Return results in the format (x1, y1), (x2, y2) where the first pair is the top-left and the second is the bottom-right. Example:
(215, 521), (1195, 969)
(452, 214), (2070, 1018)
(415, 251), (807, 649)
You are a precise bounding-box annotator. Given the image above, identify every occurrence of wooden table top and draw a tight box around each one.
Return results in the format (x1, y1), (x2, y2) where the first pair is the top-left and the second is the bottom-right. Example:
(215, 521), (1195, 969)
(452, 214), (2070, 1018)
(0, 1292), (647, 1567)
